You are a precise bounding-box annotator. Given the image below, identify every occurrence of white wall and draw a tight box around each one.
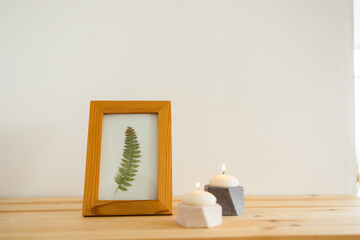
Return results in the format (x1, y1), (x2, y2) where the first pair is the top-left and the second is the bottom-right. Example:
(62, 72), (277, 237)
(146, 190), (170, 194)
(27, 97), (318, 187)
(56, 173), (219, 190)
(0, 0), (356, 197)
(354, 0), (360, 184)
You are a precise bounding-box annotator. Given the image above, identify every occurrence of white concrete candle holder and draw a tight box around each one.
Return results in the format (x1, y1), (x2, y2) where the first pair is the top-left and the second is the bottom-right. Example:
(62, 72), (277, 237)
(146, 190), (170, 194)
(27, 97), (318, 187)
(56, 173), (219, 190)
(176, 203), (222, 228)
(176, 182), (222, 228)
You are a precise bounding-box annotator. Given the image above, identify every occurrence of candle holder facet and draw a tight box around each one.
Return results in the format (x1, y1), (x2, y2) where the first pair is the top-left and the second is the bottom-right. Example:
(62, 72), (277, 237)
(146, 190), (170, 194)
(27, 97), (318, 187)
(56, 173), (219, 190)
(176, 203), (222, 228)
(204, 185), (244, 216)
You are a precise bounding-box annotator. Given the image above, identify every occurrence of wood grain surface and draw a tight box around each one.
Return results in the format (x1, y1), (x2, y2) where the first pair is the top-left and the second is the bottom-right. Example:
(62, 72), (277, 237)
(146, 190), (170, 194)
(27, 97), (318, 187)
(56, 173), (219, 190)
(1, 196), (359, 240)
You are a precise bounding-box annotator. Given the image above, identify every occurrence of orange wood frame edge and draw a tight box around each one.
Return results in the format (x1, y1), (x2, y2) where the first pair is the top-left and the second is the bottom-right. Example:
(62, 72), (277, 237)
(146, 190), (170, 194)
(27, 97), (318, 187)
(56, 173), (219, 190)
(82, 101), (172, 216)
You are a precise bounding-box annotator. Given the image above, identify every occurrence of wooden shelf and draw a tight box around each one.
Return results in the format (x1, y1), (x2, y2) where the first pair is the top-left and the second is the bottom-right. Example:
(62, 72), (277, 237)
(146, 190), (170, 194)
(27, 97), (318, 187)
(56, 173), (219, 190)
(1, 196), (360, 240)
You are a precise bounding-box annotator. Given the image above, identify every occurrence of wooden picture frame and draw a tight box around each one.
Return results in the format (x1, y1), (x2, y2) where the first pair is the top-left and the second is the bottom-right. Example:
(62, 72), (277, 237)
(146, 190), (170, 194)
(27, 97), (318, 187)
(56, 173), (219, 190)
(82, 101), (172, 216)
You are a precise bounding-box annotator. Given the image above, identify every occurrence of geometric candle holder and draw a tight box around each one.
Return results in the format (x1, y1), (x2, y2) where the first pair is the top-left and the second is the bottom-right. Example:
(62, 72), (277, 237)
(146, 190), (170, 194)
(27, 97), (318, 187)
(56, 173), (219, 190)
(176, 203), (222, 228)
(204, 185), (244, 216)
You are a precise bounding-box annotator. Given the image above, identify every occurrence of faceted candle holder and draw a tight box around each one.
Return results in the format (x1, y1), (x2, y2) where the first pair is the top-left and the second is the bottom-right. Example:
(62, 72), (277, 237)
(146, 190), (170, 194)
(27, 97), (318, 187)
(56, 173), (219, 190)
(176, 203), (222, 228)
(204, 185), (244, 216)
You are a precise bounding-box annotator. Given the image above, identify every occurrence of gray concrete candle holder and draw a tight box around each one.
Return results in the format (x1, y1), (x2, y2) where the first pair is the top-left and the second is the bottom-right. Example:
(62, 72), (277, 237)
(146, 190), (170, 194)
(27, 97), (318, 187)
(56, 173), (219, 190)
(204, 185), (244, 216)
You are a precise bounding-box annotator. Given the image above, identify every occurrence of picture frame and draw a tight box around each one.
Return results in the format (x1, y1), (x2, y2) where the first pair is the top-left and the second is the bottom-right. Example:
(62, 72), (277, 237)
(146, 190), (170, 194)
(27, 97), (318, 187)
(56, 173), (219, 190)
(82, 101), (172, 216)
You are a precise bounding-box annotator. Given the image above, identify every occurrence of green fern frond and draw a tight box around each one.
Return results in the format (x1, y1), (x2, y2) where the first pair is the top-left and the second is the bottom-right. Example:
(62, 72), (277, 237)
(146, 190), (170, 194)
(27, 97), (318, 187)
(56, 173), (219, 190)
(114, 126), (141, 193)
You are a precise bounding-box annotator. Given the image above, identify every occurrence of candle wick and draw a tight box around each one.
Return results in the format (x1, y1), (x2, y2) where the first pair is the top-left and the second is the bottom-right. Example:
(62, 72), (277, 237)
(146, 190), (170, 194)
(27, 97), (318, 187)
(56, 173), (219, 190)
(222, 164), (226, 175)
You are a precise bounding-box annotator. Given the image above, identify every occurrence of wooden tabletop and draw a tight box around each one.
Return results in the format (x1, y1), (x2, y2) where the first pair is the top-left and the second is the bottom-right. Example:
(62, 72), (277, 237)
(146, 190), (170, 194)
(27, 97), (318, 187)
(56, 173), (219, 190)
(0, 196), (360, 240)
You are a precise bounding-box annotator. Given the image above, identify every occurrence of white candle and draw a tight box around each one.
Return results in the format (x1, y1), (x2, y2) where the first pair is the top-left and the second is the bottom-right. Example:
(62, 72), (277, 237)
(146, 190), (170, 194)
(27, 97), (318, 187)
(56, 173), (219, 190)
(182, 182), (217, 206)
(209, 164), (239, 188)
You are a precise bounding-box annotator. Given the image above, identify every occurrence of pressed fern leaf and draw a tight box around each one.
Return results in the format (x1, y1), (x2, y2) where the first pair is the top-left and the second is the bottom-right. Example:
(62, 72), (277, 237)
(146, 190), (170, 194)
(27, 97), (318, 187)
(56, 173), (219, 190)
(114, 126), (141, 193)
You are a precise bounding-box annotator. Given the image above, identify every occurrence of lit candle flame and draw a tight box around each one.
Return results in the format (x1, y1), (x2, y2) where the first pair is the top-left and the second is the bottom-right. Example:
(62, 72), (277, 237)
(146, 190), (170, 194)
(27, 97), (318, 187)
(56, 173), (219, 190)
(222, 164), (226, 174)
(196, 182), (200, 190)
